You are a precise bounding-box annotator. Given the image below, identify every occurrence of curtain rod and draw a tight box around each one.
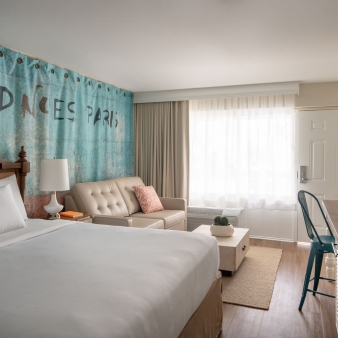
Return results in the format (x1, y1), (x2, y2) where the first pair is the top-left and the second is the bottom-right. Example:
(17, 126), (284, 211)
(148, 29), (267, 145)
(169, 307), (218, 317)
(134, 82), (299, 103)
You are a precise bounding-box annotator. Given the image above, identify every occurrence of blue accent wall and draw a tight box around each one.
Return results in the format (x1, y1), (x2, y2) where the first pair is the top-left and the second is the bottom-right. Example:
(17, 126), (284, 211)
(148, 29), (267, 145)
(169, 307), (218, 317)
(0, 46), (134, 196)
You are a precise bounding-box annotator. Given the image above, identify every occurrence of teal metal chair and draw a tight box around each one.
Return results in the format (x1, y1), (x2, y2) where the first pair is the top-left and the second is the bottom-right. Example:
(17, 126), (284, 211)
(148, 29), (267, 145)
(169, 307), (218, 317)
(298, 190), (335, 311)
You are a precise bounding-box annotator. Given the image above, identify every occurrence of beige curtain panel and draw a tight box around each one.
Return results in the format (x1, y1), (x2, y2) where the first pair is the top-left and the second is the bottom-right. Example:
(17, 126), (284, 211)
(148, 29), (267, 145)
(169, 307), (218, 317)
(134, 101), (189, 200)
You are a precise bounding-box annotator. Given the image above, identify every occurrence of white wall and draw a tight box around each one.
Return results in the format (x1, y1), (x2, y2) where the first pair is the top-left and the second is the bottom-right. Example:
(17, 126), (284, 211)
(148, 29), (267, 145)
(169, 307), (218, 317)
(245, 209), (296, 242)
(295, 82), (338, 109)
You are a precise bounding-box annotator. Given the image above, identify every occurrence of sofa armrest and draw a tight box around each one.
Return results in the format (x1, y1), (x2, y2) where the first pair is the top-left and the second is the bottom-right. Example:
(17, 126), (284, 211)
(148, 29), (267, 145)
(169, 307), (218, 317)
(92, 215), (132, 227)
(159, 197), (187, 211)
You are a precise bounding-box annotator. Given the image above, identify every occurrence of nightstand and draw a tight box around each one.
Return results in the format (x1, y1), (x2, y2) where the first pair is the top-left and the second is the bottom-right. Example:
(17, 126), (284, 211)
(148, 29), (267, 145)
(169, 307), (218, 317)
(36, 214), (93, 223)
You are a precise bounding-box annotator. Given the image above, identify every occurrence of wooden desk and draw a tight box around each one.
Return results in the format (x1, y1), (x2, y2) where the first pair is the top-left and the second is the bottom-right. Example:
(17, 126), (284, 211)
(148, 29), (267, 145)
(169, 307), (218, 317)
(322, 200), (338, 237)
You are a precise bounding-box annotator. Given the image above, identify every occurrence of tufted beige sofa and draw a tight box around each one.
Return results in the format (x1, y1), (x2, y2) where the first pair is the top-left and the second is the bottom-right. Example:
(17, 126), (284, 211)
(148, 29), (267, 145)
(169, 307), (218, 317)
(65, 177), (187, 231)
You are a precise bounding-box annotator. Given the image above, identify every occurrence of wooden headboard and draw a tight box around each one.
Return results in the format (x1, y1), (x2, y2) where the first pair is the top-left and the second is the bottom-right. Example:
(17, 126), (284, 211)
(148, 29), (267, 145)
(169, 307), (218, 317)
(0, 146), (30, 201)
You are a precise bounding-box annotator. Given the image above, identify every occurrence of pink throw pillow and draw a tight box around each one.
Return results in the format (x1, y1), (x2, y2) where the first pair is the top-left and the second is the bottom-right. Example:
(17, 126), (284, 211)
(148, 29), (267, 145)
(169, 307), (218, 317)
(133, 186), (164, 214)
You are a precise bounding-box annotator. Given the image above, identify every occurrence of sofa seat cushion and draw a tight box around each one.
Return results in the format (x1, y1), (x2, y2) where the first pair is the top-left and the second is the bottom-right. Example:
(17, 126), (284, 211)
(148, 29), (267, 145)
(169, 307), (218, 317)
(131, 210), (185, 229)
(71, 180), (129, 217)
(126, 217), (164, 230)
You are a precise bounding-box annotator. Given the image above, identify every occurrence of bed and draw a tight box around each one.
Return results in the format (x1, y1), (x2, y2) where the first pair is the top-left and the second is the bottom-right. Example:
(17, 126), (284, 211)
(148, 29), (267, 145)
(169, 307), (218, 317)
(0, 148), (223, 338)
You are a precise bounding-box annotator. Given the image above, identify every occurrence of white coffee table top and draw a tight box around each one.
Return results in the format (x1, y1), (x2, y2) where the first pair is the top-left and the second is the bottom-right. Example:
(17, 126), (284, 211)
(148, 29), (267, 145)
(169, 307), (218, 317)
(192, 225), (249, 248)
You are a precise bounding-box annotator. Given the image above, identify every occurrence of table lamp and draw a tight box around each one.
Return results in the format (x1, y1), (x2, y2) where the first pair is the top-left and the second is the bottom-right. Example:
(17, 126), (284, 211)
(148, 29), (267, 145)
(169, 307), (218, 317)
(39, 158), (70, 220)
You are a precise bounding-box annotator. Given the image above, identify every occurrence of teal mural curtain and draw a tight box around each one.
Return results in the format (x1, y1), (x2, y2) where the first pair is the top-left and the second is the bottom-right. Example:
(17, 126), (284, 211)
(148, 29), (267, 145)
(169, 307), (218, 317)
(0, 46), (134, 197)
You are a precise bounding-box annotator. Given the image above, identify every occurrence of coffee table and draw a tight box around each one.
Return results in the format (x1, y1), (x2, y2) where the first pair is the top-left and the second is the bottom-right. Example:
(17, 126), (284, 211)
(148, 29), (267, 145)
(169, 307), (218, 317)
(193, 225), (250, 274)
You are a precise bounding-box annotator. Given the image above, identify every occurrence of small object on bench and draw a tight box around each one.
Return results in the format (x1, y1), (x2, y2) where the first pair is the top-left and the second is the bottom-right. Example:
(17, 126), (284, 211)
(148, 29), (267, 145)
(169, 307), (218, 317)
(60, 211), (84, 218)
(210, 216), (234, 237)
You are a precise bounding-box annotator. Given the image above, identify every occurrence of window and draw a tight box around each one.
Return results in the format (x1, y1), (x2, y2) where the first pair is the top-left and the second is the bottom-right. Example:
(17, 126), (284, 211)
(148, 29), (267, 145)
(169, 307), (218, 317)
(189, 95), (296, 211)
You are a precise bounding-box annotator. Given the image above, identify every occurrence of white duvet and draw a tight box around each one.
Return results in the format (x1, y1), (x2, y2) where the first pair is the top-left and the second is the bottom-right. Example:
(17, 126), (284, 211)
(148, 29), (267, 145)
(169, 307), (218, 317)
(0, 221), (219, 338)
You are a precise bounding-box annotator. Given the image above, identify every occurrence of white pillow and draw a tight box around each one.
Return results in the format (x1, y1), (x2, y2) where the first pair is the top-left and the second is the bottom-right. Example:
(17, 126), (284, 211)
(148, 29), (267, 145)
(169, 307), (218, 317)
(0, 184), (26, 234)
(0, 174), (28, 220)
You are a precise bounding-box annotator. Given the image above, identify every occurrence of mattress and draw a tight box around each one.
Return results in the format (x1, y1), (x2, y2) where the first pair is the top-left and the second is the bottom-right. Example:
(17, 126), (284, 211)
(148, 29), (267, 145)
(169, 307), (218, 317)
(0, 220), (219, 338)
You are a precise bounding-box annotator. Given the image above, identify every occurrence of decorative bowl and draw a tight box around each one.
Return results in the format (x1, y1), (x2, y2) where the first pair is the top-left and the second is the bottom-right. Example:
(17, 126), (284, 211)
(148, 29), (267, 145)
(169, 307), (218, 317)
(210, 224), (234, 237)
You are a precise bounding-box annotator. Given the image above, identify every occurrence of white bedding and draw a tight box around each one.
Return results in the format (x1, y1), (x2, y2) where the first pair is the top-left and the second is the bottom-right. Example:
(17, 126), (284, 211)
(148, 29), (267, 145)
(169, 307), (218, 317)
(0, 220), (219, 338)
(0, 219), (74, 248)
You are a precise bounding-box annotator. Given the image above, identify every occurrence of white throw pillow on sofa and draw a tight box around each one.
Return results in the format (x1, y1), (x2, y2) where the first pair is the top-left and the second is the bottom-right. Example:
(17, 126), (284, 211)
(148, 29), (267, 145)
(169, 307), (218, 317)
(0, 174), (28, 220)
(0, 184), (26, 234)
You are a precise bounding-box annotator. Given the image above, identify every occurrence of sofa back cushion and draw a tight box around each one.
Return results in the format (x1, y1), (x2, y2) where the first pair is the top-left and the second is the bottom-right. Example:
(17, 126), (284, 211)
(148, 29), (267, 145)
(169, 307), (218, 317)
(71, 180), (129, 216)
(114, 177), (144, 215)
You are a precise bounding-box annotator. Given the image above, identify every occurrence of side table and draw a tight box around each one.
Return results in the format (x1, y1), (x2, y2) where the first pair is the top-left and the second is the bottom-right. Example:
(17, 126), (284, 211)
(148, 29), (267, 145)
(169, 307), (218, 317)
(35, 213), (93, 223)
(193, 225), (250, 274)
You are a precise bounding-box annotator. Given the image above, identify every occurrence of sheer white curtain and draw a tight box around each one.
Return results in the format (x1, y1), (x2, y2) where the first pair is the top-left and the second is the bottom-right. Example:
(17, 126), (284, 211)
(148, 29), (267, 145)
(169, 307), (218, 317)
(189, 95), (296, 211)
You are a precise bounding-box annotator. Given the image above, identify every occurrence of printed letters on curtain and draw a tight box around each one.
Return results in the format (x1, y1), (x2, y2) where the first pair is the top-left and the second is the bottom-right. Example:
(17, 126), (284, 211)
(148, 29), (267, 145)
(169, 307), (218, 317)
(0, 46), (134, 196)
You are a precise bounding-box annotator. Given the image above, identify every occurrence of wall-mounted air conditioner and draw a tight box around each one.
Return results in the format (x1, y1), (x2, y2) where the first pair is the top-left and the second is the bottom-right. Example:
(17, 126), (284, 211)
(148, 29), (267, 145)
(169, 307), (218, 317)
(187, 206), (245, 232)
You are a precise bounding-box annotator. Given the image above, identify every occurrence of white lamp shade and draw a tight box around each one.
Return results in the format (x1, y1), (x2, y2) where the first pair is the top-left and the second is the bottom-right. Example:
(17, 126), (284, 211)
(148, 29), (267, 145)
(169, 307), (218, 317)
(39, 159), (70, 191)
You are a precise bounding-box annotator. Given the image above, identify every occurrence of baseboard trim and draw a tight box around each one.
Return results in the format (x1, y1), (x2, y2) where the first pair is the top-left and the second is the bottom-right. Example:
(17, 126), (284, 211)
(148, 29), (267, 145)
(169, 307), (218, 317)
(249, 235), (294, 243)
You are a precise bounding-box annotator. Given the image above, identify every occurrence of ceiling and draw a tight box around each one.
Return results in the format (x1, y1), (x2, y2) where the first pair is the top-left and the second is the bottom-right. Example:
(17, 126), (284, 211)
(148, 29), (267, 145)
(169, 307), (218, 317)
(0, 0), (337, 93)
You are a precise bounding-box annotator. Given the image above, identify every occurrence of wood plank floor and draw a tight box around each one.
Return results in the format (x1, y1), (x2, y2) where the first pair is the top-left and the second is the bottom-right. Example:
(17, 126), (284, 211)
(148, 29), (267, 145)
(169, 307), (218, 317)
(220, 239), (337, 338)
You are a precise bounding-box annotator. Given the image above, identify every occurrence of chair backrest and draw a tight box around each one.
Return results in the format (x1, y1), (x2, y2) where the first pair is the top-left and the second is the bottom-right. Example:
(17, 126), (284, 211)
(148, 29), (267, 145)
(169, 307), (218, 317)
(298, 190), (333, 243)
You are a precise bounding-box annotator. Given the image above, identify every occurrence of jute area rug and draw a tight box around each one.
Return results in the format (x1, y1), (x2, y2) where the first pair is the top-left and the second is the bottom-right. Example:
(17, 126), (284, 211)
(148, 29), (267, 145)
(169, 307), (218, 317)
(222, 246), (283, 310)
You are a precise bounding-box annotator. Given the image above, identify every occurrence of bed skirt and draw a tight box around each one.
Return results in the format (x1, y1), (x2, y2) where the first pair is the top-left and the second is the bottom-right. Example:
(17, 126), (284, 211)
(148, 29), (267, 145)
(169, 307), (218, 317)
(179, 271), (223, 338)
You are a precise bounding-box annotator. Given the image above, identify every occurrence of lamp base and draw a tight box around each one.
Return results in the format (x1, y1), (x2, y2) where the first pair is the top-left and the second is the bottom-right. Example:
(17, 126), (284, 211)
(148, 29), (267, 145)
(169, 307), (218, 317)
(43, 191), (63, 219)
(47, 212), (61, 220)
